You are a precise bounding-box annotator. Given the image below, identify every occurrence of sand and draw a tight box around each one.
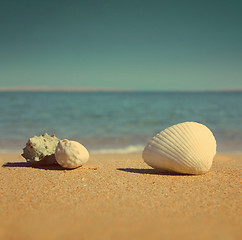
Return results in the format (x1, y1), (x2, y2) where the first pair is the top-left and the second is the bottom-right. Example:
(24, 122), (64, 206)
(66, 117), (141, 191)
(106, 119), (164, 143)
(0, 153), (241, 240)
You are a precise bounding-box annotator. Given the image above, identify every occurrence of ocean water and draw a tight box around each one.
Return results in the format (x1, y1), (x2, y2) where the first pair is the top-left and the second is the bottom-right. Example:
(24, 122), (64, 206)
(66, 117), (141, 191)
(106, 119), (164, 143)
(0, 91), (241, 153)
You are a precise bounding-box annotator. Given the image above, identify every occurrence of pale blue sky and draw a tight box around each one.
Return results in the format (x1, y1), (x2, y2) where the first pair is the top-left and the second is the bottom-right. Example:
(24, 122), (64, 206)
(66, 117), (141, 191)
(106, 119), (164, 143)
(0, 0), (241, 90)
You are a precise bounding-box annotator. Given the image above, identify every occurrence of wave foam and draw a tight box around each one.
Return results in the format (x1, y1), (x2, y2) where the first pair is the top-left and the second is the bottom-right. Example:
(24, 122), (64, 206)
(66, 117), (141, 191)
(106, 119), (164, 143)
(91, 145), (144, 154)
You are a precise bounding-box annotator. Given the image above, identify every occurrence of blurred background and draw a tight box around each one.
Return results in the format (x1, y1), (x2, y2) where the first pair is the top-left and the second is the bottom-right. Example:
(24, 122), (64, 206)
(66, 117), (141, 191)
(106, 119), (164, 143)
(0, 0), (241, 153)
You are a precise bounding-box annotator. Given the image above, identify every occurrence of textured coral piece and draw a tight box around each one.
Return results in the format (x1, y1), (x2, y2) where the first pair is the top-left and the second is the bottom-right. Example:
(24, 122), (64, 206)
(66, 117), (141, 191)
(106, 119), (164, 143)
(22, 133), (60, 165)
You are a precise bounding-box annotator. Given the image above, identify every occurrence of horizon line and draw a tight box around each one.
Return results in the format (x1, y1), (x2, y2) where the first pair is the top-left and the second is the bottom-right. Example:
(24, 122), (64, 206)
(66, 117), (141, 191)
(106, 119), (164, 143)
(0, 86), (242, 92)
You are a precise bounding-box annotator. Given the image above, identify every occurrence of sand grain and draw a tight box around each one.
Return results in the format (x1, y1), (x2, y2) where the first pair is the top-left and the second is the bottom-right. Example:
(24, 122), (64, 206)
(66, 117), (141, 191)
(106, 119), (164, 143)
(0, 153), (241, 240)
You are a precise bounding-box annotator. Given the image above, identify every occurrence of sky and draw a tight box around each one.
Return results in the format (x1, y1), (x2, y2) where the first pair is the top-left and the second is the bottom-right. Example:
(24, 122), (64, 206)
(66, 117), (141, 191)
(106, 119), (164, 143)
(0, 0), (241, 91)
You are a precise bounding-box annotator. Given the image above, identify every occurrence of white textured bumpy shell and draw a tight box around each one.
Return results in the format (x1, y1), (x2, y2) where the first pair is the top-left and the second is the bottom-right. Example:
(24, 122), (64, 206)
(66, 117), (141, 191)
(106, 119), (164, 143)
(55, 140), (89, 169)
(142, 122), (216, 174)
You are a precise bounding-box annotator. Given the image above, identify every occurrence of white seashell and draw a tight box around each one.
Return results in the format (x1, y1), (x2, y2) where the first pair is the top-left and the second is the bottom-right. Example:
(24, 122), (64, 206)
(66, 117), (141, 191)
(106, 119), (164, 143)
(55, 140), (89, 169)
(142, 122), (216, 174)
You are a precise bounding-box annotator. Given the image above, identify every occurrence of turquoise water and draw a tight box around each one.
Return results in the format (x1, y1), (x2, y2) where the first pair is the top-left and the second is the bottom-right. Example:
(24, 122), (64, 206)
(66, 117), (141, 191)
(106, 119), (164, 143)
(0, 91), (241, 153)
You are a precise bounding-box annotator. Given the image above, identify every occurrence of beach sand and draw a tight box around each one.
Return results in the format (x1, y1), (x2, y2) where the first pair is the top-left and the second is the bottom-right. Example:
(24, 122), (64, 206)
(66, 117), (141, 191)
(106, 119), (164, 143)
(0, 153), (241, 240)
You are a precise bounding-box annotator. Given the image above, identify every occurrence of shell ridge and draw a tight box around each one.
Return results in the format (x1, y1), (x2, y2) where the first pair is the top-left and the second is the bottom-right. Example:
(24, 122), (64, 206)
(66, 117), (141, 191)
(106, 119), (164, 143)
(146, 140), (184, 166)
(178, 123), (209, 170)
(172, 123), (202, 161)
(147, 141), (187, 168)
(170, 124), (202, 166)
(161, 128), (199, 168)
(181, 122), (211, 168)
(143, 146), (187, 171)
(154, 132), (198, 169)
(142, 122), (217, 174)
(151, 134), (197, 170)
(156, 130), (194, 160)
(180, 123), (209, 166)
(180, 122), (204, 161)
(143, 150), (184, 172)
(152, 135), (192, 166)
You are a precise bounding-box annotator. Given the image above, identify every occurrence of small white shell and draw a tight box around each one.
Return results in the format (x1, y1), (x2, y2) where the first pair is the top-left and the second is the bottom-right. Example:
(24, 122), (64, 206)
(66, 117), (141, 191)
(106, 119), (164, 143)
(55, 140), (89, 169)
(142, 122), (216, 174)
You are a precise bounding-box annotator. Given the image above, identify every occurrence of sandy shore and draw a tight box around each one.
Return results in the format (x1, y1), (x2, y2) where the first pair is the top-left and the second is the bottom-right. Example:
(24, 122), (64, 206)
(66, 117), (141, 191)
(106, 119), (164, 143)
(0, 153), (241, 240)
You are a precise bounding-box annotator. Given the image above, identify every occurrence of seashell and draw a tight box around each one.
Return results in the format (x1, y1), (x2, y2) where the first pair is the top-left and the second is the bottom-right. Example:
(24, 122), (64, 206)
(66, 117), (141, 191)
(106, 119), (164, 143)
(22, 133), (60, 165)
(55, 139), (89, 169)
(142, 122), (216, 174)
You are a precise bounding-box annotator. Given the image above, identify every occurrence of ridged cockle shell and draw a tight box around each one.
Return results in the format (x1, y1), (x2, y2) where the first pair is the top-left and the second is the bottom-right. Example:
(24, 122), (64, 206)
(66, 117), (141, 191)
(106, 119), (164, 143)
(142, 122), (217, 174)
(55, 140), (89, 169)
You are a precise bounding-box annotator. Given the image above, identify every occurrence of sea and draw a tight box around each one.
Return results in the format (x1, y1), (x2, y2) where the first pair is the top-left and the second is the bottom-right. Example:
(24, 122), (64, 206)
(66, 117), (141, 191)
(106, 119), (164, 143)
(0, 91), (241, 153)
